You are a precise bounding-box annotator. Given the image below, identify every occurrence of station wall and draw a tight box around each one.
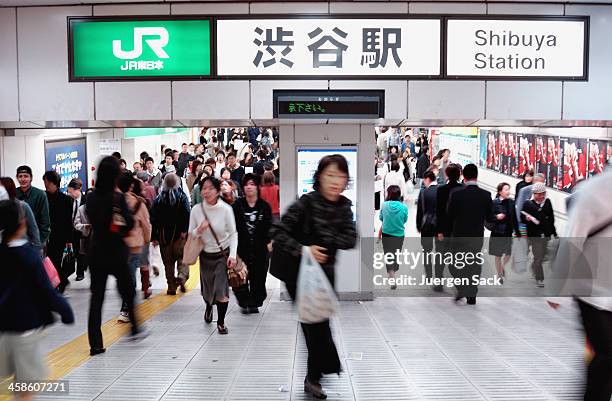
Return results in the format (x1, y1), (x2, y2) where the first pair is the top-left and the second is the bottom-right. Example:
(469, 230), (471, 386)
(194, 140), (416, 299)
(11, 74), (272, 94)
(2, 3), (612, 124)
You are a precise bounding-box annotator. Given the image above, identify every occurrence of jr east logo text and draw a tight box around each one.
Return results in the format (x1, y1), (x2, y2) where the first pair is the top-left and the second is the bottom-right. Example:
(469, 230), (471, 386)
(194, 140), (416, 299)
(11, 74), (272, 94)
(113, 27), (169, 71)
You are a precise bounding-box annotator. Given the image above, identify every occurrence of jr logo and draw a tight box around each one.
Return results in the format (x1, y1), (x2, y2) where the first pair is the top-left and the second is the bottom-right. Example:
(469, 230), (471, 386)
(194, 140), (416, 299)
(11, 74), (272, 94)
(112, 27), (169, 60)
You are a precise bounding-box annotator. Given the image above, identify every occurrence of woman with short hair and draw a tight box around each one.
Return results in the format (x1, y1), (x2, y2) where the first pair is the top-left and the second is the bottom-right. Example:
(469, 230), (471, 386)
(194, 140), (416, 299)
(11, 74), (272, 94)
(188, 176), (238, 335)
(378, 185), (409, 290)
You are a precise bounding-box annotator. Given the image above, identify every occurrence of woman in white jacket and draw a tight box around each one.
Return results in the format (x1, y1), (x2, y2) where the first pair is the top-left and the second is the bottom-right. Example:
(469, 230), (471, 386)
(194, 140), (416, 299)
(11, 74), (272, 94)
(383, 160), (408, 202)
(189, 176), (238, 335)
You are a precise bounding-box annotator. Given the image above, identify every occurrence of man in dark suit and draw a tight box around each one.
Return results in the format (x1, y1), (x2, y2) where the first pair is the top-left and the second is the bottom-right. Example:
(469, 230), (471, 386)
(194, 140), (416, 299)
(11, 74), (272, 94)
(447, 164), (493, 305)
(67, 178), (87, 281)
(416, 170), (443, 291)
(435, 164), (464, 281)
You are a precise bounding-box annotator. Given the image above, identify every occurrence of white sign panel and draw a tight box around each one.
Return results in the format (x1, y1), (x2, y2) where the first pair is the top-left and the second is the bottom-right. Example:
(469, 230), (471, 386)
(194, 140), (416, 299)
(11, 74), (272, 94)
(297, 148), (357, 221)
(217, 19), (441, 77)
(446, 19), (586, 78)
(99, 138), (121, 155)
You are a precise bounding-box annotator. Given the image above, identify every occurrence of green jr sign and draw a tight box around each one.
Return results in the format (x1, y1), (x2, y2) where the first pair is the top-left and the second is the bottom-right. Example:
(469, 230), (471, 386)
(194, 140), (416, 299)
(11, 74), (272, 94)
(69, 17), (212, 80)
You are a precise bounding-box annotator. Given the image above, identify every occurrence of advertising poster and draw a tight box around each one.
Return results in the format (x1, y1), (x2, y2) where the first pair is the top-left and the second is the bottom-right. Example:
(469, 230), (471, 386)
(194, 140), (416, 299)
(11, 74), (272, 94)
(438, 128), (479, 167)
(561, 137), (587, 193)
(507, 132), (518, 177)
(608, 141), (612, 164)
(546, 136), (561, 189)
(499, 131), (509, 175)
(44, 138), (88, 193)
(479, 129), (487, 167)
(518, 134), (535, 176)
(535, 135), (548, 180)
(588, 140), (607, 177)
(486, 130), (499, 171)
(297, 147), (357, 220)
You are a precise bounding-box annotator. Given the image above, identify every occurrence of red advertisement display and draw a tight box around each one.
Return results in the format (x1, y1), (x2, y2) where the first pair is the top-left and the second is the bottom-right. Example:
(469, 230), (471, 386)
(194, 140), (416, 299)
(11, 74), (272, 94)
(508, 132), (518, 177)
(499, 131), (509, 174)
(535, 135), (548, 180)
(588, 140), (607, 177)
(546, 136), (561, 189)
(486, 130), (499, 170)
(518, 134), (535, 176)
(561, 137), (587, 193)
(608, 141), (612, 164)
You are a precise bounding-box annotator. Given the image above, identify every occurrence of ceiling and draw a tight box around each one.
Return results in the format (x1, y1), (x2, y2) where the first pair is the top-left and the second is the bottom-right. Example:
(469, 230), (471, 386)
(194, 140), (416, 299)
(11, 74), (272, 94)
(2, 0), (611, 6)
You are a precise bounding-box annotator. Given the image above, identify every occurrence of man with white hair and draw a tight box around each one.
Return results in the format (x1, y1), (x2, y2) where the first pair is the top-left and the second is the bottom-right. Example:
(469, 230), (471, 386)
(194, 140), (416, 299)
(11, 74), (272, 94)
(521, 182), (557, 287)
(515, 172), (546, 228)
(150, 174), (191, 295)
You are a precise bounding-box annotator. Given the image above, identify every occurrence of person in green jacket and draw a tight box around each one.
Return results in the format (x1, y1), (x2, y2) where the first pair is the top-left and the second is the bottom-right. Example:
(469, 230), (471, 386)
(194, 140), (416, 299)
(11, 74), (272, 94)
(16, 166), (50, 245)
(378, 185), (409, 290)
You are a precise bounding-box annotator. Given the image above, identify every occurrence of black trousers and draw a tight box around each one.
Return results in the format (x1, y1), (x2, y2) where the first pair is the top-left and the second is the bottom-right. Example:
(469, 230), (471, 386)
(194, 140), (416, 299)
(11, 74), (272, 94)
(286, 281), (341, 381)
(47, 239), (69, 286)
(233, 258), (268, 308)
(449, 241), (483, 298)
(88, 257), (139, 349)
(421, 234), (444, 280)
(577, 298), (612, 401)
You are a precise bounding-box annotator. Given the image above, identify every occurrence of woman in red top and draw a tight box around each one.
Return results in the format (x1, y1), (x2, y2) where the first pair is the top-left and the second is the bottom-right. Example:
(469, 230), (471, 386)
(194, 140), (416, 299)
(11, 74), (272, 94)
(259, 171), (280, 223)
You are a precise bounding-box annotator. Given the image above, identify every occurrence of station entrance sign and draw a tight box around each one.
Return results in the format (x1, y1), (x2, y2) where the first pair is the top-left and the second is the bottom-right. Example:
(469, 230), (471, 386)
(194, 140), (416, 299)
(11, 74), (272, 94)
(216, 18), (441, 78)
(69, 18), (212, 80)
(446, 17), (588, 80)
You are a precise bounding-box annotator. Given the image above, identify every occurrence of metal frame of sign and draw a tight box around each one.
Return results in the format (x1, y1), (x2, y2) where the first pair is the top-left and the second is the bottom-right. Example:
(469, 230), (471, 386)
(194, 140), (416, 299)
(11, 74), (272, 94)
(273, 89), (385, 118)
(44, 136), (89, 192)
(67, 15), (215, 82)
(66, 14), (590, 82)
(443, 15), (590, 81)
(214, 14), (444, 80)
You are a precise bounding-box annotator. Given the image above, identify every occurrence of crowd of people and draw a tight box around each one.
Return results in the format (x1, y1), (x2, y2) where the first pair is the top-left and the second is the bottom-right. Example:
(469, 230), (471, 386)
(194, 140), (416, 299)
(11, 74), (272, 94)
(375, 128), (560, 300)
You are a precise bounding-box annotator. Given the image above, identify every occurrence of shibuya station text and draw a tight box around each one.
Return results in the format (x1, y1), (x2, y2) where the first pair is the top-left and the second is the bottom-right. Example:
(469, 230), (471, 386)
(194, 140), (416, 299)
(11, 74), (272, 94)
(474, 30), (557, 70)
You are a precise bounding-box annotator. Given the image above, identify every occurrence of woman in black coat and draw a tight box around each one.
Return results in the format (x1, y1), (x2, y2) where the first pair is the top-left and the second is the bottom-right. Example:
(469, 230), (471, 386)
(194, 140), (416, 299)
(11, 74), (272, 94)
(86, 156), (145, 356)
(271, 155), (357, 400)
(488, 182), (521, 282)
(232, 174), (272, 314)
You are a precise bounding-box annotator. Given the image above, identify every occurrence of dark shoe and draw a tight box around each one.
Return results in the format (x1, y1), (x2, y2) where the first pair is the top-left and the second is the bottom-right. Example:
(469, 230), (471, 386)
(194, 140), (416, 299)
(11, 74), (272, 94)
(167, 289), (177, 296)
(204, 305), (213, 323)
(177, 278), (186, 293)
(217, 324), (229, 335)
(248, 307), (259, 314)
(432, 285), (444, 293)
(75, 274), (85, 281)
(152, 266), (160, 277)
(390, 284), (397, 290)
(467, 297), (477, 305)
(58, 281), (69, 294)
(90, 347), (106, 356)
(304, 378), (327, 399)
(129, 328), (150, 342)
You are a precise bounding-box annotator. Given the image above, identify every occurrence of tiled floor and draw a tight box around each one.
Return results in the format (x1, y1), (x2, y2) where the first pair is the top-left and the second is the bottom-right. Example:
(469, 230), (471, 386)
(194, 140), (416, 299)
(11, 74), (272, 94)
(35, 281), (588, 401)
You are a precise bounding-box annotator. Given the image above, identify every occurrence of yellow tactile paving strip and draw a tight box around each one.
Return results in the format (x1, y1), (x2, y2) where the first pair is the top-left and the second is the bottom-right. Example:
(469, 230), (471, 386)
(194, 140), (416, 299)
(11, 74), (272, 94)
(0, 264), (199, 400)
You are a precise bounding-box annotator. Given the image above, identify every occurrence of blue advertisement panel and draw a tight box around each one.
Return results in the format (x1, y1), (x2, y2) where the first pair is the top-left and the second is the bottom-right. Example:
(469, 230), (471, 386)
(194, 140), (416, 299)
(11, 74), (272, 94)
(44, 138), (88, 193)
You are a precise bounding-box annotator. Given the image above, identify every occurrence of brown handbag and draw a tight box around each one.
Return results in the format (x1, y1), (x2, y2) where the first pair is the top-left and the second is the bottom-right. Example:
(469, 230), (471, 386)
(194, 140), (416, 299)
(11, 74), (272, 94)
(201, 205), (248, 288)
(182, 203), (205, 265)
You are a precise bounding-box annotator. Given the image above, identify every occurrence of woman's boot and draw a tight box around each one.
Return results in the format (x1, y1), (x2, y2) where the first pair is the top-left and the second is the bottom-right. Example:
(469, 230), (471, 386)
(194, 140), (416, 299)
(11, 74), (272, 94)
(140, 267), (152, 299)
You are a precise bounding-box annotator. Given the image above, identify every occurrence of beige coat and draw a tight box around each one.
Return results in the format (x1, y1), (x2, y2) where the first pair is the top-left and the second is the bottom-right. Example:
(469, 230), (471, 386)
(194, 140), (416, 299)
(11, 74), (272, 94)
(124, 192), (151, 253)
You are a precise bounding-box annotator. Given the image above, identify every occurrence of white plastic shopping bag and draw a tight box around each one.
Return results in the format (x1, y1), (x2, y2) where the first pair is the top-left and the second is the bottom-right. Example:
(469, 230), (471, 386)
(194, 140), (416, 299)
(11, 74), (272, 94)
(149, 243), (163, 270)
(296, 246), (338, 324)
(511, 237), (528, 274)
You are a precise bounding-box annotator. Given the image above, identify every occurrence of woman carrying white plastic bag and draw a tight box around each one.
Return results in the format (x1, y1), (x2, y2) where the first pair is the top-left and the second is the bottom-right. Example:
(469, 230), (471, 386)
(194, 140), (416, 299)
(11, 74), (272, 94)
(269, 155), (357, 400)
(297, 246), (338, 324)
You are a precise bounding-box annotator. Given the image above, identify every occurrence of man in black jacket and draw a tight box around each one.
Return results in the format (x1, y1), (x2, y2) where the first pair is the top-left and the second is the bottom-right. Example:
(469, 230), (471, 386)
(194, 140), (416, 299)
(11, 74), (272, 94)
(232, 174), (272, 313)
(67, 179), (87, 281)
(435, 164), (464, 278)
(43, 171), (74, 293)
(177, 143), (193, 177)
(415, 148), (430, 190)
(416, 171), (443, 291)
(447, 164), (493, 305)
(521, 182), (557, 288)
